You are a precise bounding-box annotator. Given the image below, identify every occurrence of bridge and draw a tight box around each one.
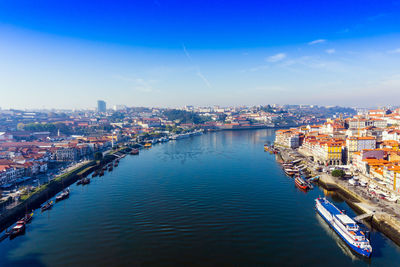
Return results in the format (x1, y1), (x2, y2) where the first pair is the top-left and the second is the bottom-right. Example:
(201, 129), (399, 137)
(353, 212), (375, 223)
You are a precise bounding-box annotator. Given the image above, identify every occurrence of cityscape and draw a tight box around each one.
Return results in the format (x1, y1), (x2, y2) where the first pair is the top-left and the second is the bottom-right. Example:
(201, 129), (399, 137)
(1, 0), (400, 266)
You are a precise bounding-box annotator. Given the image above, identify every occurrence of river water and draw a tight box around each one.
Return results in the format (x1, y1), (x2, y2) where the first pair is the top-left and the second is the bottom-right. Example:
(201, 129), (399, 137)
(1, 129), (400, 266)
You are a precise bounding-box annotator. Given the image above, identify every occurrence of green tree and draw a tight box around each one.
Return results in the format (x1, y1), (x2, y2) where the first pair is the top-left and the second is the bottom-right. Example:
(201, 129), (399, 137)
(17, 123), (25, 131)
(163, 109), (209, 124)
(331, 169), (345, 178)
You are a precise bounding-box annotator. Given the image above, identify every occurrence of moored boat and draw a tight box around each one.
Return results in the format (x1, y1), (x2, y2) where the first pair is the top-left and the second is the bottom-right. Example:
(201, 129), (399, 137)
(295, 176), (312, 190)
(130, 148), (139, 155)
(307, 176), (320, 183)
(41, 201), (54, 212)
(315, 197), (372, 258)
(284, 168), (298, 177)
(21, 212), (34, 224)
(56, 188), (70, 202)
(9, 223), (25, 239)
(81, 178), (90, 185)
(292, 159), (301, 164)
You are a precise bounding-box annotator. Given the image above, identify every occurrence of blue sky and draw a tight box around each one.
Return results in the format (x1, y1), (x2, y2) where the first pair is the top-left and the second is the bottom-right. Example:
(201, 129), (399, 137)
(1, 0), (400, 109)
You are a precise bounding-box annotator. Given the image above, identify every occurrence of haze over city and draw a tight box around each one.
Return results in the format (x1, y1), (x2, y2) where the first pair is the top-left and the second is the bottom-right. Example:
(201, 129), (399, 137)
(1, 0), (400, 109)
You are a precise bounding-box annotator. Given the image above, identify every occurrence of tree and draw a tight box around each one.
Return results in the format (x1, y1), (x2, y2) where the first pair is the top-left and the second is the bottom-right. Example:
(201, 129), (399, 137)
(17, 123), (25, 131)
(163, 109), (209, 124)
(94, 152), (103, 161)
(331, 169), (345, 178)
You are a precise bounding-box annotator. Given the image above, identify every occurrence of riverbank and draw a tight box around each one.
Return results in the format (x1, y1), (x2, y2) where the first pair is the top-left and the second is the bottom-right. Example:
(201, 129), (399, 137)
(0, 147), (131, 231)
(277, 146), (400, 247)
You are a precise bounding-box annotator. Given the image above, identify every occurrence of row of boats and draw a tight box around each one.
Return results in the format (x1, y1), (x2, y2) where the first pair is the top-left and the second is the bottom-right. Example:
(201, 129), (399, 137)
(5, 212), (33, 239)
(263, 144), (279, 154)
(7, 185), (71, 239)
(141, 129), (204, 144)
(5, 156), (125, 241)
(281, 160), (318, 191)
(170, 130), (203, 140)
(91, 159), (120, 178)
(40, 186), (71, 213)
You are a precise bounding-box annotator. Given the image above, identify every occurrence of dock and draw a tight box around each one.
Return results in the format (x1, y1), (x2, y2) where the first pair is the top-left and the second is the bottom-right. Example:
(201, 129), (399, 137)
(354, 212), (375, 223)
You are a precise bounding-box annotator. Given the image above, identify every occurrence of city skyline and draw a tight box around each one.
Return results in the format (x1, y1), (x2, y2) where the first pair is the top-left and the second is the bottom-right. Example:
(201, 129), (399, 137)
(1, 0), (400, 109)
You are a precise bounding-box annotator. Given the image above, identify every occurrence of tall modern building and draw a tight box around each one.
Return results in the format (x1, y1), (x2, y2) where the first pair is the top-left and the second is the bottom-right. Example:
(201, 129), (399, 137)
(97, 100), (106, 113)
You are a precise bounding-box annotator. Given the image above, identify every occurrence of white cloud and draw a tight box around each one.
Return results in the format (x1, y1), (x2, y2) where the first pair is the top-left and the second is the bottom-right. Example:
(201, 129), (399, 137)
(388, 48), (400, 54)
(325, 49), (336, 54)
(266, 53), (286, 62)
(308, 39), (326, 45)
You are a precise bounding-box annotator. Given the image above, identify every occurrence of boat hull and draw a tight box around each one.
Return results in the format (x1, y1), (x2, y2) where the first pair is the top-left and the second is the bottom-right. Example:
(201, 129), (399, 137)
(295, 180), (308, 190)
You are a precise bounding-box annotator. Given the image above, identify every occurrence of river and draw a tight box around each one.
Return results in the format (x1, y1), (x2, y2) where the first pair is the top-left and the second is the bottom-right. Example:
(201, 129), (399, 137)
(1, 129), (400, 266)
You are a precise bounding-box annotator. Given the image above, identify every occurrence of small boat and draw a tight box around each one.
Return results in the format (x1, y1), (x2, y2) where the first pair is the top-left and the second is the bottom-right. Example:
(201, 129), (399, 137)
(284, 168), (298, 177)
(92, 171), (99, 178)
(81, 178), (90, 185)
(9, 223), (26, 239)
(130, 148), (139, 155)
(144, 143), (152, 148)
(56, 188), (70, 202)
(108, 166), (113, 171)
(21, 212), (34, 224)
(308, 176), (320, 183)
(16, 220), (26, 225)
(114, 161), (118, 167)
(41, 201), (54, 212)
(99, 170), (104, 177)
(292, 159), (301, 164)
(295, 176), (312, 190)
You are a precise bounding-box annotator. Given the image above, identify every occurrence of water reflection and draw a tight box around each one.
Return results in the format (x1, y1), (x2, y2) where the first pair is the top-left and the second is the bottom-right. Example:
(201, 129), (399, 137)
(315, 213), (364, 262)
